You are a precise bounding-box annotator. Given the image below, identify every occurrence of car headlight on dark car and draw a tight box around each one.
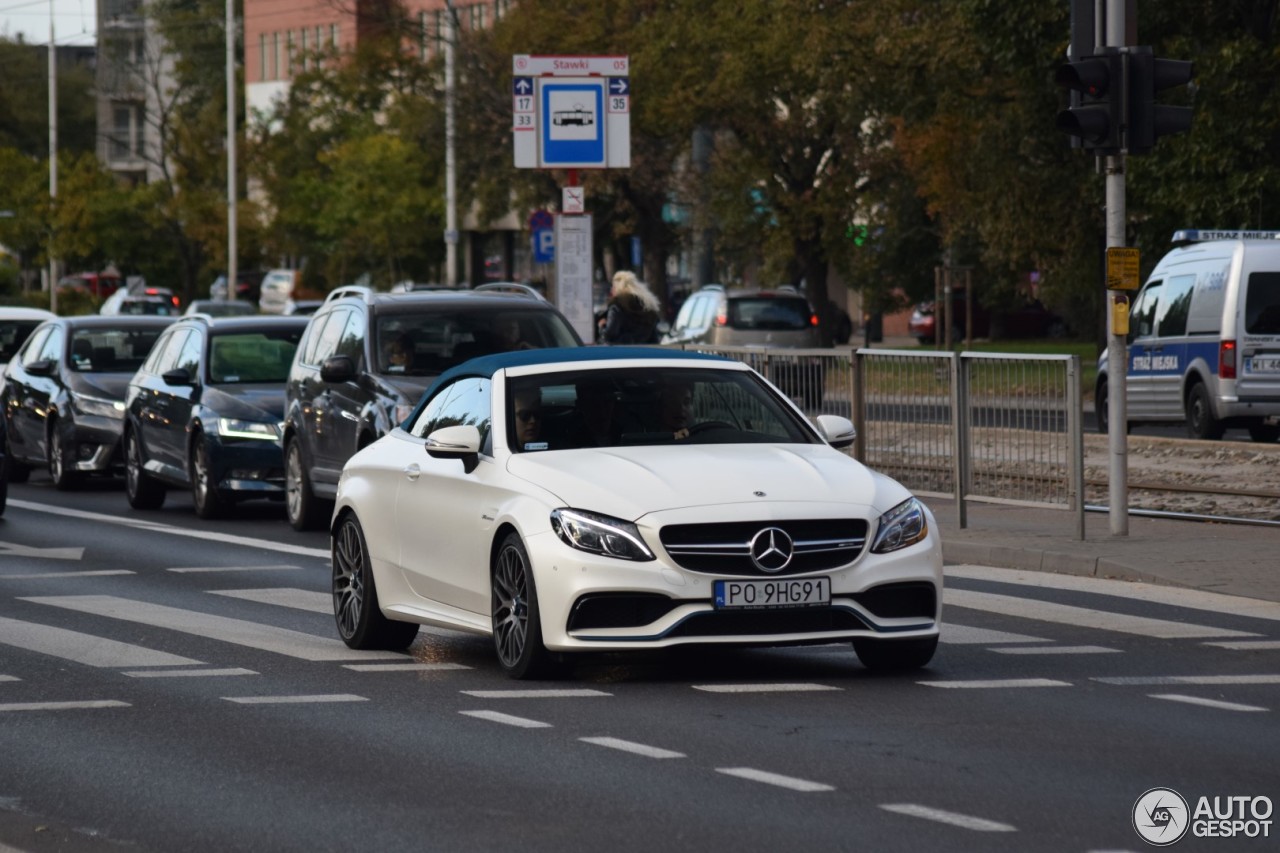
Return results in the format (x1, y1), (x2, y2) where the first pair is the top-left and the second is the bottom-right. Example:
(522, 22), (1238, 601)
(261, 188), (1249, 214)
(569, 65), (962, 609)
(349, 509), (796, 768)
(551, 508), (655, 562)
(217, 418), (280, 440)
(871, 498), (928, 553)
(73, 395), (126, 419)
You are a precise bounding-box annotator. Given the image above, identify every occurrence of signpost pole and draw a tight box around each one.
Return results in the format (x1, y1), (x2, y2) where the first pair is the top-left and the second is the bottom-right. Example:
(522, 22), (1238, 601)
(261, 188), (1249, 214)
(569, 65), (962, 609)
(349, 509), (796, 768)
(1105, 0), (1129, 536)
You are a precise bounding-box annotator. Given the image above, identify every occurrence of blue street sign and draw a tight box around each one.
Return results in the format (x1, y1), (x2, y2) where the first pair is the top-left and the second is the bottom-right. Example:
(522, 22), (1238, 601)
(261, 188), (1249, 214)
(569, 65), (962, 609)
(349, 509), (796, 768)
(609, 78), (630, 96)
(528, 209), (554, 231)
(630, 235), (642, 268)
(513, 77), (533, 96)
(541, 82), (605, 167)
(533, 228), (555, 263)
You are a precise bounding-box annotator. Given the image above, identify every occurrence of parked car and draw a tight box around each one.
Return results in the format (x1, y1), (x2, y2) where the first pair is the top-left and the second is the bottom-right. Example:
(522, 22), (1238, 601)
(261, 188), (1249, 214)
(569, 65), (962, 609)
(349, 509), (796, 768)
(100, 283), (181, 316)
(0, 306), (57, 510)
(282, 299), (325, 316)
(662, 284), (826, 406)
(184, 299), (258, 318)
(330, 347), (943, 678)
(56, 271), (121, 299)
(258, 269), (299, 314)
(123, 315), (308, 517)
(908, 292), (1068, 344)
(209, 270), (267, 304)
(283, 285), (583, 530)
(1, 316), (174, 489)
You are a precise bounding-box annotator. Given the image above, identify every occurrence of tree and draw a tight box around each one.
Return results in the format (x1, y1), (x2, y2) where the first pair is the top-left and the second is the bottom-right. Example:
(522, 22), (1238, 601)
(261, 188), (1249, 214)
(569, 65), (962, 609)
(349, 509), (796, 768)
(0, 38), (97, 159)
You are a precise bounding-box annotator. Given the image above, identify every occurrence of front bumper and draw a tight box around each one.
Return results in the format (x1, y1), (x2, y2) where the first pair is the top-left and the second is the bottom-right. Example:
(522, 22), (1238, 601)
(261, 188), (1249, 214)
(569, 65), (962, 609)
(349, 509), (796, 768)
(208, 439), (286, 496)
(67, 416), (125, 473)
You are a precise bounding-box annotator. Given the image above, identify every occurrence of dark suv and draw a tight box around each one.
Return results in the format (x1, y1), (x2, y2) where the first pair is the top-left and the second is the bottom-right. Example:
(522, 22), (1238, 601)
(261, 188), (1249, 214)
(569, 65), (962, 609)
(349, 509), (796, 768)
(283, 285), (582, 529)
(122, 314), (308, 517)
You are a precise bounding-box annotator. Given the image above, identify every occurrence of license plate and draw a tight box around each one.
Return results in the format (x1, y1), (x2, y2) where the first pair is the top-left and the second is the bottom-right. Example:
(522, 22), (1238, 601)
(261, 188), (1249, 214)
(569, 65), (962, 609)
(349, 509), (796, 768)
(1247, 356), (1280, 373)
(713, 578), (831, 610)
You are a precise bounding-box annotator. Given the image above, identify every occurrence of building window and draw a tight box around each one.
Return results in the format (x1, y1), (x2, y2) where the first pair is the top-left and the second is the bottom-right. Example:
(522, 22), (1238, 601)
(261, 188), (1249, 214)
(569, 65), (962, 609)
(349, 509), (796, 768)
(287, 30), (295, 76)
(259, 34), (266, 81)
(110, 103), (140, 160)
(300, 27), (307, 72)
(495, 0), (511, 20)
(271, 31), (279, 80)
(419, 11), (428, 59)
(470, 3), (486, 30)
(331, 23), (339, 48)
(435, 9), (447, 54)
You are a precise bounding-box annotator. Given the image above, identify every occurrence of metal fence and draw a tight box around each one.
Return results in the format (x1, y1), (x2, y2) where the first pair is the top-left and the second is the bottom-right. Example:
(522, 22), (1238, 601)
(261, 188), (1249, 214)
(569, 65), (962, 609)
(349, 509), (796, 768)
(674, 344), (1085, 538)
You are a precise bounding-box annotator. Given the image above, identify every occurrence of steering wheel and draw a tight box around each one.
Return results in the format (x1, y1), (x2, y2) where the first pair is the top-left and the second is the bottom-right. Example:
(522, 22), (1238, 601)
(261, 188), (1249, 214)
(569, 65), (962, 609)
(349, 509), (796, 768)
(687, 420), (736, 436)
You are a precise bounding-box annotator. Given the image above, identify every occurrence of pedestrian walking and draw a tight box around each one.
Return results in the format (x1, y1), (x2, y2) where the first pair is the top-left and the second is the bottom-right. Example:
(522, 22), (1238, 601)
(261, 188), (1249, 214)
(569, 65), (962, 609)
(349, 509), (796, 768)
(601, 271), (661, 344)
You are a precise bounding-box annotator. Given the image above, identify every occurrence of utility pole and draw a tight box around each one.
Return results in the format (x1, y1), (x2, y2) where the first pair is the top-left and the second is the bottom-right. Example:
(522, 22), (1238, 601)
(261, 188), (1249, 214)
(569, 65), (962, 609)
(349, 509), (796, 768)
(48, 1), (57, 314)
(226, 0), (237, 301)
(443, 2), (459, 287)
(1103, 1), (1128, 536)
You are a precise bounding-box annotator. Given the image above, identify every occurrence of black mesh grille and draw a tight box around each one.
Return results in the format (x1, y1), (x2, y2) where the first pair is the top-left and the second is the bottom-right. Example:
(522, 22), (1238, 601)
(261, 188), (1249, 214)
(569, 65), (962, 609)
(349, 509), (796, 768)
(665, 607), (869, 638)
(568, 593), (681, 631)
(659, 519), (868, 576)
(850, 582), (937, 620)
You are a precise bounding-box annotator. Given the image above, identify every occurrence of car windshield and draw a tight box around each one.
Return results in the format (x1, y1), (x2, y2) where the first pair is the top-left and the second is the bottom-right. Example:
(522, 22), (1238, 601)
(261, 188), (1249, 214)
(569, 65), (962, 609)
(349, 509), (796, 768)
(505, 366), (817, 453)
(727, 297), (812, 331)
(376, 309), (580, 376)
(210, 329), (303, 384)
(68, 327), (165, 373)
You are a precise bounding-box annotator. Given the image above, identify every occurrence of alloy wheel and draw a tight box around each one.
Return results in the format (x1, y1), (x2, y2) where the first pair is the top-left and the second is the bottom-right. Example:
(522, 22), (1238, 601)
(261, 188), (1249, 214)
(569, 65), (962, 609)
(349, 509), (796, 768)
(126, 433), (141, 496)
(49, 430), (65, 483)
(492, 544), (529, 668)
(285, 442), (303, 523)
(333, 518), (365, 641)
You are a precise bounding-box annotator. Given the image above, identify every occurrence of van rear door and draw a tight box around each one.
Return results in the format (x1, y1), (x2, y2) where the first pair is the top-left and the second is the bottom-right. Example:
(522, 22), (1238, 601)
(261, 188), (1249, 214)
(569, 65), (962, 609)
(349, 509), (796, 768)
(1238, 271), (1280, 400)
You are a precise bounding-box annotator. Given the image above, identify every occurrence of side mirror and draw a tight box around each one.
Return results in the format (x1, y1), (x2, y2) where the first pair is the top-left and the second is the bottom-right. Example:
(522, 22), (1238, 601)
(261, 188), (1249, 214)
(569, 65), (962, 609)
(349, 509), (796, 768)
(815, 414), (857, 450)
(425, 424), (481, 458)
(320, 354), (357, 383)
(161, 368), (193, 386)
(25, 359), (56, 377)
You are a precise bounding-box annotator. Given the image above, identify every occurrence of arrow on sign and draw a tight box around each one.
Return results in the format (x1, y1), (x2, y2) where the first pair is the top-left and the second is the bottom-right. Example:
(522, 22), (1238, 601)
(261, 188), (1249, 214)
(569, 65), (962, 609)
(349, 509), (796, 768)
(514, 77), (533, 95)
(0, 541), (85, 561)
(609, 78), (630, 95)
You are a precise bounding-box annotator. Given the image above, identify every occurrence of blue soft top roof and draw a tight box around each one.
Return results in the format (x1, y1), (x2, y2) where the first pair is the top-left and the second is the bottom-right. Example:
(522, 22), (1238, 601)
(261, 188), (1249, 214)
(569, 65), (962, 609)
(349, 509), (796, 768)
(419, 346), (730, 404)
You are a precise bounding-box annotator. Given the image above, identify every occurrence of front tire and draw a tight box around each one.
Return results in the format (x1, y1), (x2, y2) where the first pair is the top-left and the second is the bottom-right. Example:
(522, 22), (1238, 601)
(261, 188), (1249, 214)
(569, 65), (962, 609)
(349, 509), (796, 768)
(1248, 422), (1280, 443)
(492, 532), (558, 680)
(332, 513), (418, 650)
(3, 428), (29, 484)
(853, 635), (938, 672)
(1186, 382), (1225, 440)
(48, 423), (83, 491)
(285, 437), (326, 531)
(1095, 379), (1109, 434)
(125, 429), (165, 510)
(190, 437), (227, 519)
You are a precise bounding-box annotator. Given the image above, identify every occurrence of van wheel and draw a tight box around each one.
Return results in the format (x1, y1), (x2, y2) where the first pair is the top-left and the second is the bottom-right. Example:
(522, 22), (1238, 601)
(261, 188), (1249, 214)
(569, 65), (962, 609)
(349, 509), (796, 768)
(1186, 383), (1225, 440)
(1248, 422), (1280, 443)
(3, 429), (29, 483)
(1095, 380), (1109, 434)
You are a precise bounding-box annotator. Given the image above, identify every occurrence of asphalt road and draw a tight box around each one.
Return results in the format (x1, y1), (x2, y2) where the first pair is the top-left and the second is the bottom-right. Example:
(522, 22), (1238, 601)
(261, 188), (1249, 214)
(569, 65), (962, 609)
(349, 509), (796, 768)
(1, 476), (1277, 852)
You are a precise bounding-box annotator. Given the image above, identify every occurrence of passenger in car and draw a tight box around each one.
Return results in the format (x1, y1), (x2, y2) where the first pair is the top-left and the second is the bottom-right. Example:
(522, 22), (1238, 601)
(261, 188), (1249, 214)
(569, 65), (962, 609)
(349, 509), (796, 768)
(658, 380), (694, 440)
(512, 388), (545, 450)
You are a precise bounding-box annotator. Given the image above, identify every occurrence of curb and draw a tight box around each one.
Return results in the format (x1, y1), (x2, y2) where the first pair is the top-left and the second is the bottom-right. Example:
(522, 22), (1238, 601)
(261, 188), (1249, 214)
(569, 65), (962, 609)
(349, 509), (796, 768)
(942, 542), (1193, 589)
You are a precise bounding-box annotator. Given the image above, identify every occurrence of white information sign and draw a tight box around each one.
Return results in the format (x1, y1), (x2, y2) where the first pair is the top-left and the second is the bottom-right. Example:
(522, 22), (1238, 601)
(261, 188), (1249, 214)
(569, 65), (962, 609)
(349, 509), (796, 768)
(555, 214), (595, 341)
(512, 56), (630, 169)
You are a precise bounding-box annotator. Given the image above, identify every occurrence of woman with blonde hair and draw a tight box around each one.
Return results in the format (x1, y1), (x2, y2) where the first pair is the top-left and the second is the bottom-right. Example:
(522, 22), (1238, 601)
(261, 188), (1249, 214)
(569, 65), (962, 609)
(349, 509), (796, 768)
(602, 270), (661, 344)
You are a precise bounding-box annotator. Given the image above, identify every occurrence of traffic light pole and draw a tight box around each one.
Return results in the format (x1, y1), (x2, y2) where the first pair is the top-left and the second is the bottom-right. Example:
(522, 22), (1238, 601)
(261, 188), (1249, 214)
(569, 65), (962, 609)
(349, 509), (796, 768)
(1105, 3), (1129, 536)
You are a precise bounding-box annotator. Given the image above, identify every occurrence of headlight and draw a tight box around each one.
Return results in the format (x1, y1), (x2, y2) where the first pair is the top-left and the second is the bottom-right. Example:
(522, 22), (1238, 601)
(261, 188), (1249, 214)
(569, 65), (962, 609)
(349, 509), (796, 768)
(871, 498), (928, 554)
(74, 395), (126, 419)
(551, 508), (655, 562)
(217, 418), (280, 440)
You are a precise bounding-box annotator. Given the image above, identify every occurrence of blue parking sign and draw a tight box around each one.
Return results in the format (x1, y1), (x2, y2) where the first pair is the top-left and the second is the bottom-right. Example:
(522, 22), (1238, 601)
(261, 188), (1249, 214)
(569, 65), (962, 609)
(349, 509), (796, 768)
(533, 227), (555, 263)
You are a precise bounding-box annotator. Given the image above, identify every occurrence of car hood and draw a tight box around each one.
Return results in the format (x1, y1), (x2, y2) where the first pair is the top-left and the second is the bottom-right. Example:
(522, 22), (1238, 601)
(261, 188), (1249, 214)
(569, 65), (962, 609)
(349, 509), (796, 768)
(66, 371), (133, 402)
(506, 443), (894, 521)
(201, 385), (286, 421)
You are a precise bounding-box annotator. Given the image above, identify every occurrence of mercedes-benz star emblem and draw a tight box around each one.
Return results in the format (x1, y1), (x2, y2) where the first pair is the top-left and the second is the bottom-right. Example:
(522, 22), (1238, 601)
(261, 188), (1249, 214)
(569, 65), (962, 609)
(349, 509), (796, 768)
(749, 527), (794, 573)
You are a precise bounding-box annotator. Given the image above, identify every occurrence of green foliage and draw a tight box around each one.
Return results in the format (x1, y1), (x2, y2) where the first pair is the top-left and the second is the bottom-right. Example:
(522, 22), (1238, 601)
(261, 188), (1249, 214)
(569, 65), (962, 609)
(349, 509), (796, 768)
(0, 39), (97, 159)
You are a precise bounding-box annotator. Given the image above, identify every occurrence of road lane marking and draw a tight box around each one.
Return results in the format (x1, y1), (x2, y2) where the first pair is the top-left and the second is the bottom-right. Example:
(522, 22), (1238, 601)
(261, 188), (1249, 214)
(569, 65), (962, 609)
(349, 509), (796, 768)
(9, 499), (330, 559)
(1149, 694), (1268, 712)
(716, 767), (833, 792)
(1205, 640), (1280, 650)
(223, 694), (367, 704)
(580, 737), (685, 759)
(0, 700), (129, 712)
(343, 663), (470, 672)
(941, 624), (1049, 645)
(0, 570), (133, 579)
(949, 565), (1280, 623)
(213, 588), (331, 613)
(0, 615), (204, 668)
(919, 678), (1071, 689)
(0, 675), (18, 683)
(692, 683), (840, 694)
(460, 689), (610, 698)
(944, 589), (1259, 639)
(459, 710), (551, 728)
(991, 645), (1120, 655)
(1094, 674), (1280, 686)
(169, 566), (303, 573)
(880, 803), (1016, 832)
(123, 668), (257, 678)
(21, 595), (403, 662)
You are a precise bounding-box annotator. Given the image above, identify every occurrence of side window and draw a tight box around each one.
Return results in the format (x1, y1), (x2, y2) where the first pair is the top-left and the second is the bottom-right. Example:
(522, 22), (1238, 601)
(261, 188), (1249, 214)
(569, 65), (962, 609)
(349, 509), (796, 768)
(1245, 272), (1280, 334)
(18, 328), (50, 367)
(37, 327), (64, 363)
(672, 297), (697, 333)
(142, 330), (175, 374)
(336, 309), (365, 364)
(409, 377), (492, 451)
(689, 294), (715, 331)
(312, 308), (349, 364)
(1130, 282), (1161, 339)
(300, 313), (332, 365)
(151, 330), (189, 376)
(1154, 274), (1195, 338)
(175, 330), (203, 379)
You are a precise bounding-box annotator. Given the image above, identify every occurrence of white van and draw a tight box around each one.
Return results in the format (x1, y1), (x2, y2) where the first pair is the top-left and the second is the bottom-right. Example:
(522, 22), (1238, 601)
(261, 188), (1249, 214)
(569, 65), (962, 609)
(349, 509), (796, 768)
(1096, 229), (1280, 441)
(258, 269), (298, 315)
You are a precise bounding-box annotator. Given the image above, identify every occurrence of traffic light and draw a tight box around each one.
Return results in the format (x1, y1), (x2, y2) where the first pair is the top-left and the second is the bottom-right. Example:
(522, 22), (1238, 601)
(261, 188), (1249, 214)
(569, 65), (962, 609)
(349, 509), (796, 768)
(1128, 47), (1194, 155)
(1055, 51), (1124, 154)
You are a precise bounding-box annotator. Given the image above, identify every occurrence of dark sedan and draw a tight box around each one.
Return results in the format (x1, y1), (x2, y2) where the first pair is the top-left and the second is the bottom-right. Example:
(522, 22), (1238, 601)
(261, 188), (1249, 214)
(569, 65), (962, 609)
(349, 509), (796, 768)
(2, 316), (175, 489)
(123, 315), (307, 518)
